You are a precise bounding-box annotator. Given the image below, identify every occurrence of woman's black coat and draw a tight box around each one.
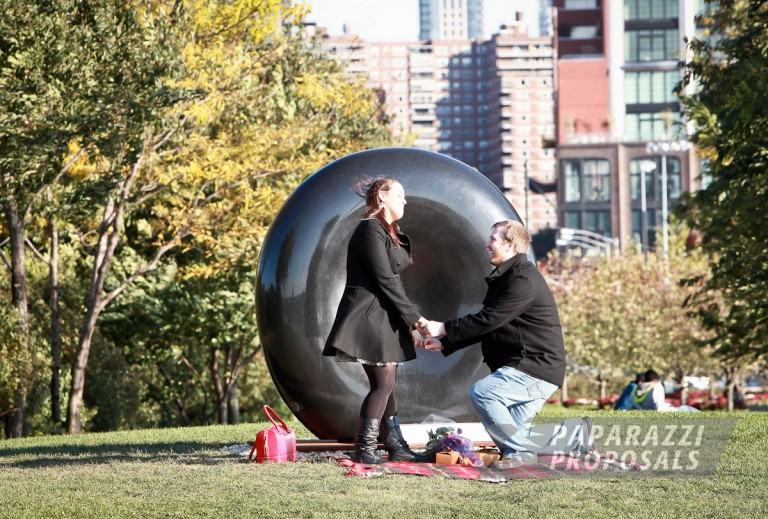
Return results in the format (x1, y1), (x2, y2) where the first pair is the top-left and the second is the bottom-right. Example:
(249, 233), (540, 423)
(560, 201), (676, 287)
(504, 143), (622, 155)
(323, 218), (421, 363)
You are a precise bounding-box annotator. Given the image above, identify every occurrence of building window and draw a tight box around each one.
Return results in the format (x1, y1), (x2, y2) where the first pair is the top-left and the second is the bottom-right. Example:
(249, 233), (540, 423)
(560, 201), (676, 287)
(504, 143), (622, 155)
(584, 160), (611, 201)
(625, 111), (682, 142)
(564, 211), (580, 229)
(563, 158), (611, 203)
(625, 0), (679, 21)
(629, 156), (681, 218)
(629, 159), (657, 201)
(564, 161), (581, 202)
(625, 70), (679, 104)
(625, 28), (680, 61)
(585, 210), (611, 236)
(565, 0), (598, 8)
(664, 158), (683, 200)
(631, 209), (657, 246)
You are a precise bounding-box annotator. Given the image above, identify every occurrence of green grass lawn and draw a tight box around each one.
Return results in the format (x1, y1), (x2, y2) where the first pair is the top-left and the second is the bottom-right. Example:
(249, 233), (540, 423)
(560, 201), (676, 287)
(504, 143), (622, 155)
(1, 409), (766, 518)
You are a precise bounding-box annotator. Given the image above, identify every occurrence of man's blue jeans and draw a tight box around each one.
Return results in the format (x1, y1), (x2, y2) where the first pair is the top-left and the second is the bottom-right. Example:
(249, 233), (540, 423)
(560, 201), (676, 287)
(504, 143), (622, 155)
(469, 366), (559, 458)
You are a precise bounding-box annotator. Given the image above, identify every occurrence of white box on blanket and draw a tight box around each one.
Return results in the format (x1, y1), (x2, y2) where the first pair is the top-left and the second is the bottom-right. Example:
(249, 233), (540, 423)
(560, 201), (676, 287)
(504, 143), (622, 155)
(398, 422), (492, 447)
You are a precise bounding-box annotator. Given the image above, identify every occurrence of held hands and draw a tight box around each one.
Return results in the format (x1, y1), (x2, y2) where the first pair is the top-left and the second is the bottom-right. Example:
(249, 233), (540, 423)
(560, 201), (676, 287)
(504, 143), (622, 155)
(413, 317), (446, 351)
(411, 317), (430, 348)
(411, 328), (423, 348)
(417, 319), (446, 338)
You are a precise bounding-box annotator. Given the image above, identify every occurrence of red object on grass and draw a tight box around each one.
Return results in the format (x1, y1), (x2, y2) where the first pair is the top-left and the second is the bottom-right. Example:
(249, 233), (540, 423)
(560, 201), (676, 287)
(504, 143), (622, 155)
(248, 405), (297, 463)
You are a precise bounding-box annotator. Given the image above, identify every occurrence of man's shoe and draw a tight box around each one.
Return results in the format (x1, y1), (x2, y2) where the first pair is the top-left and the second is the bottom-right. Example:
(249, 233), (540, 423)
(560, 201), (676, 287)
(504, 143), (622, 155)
(492, 455), (524, 469)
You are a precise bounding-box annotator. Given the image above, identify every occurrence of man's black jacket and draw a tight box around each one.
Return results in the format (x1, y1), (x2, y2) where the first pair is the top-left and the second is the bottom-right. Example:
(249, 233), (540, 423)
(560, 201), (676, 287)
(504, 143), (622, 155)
(441, 253), (566, 387)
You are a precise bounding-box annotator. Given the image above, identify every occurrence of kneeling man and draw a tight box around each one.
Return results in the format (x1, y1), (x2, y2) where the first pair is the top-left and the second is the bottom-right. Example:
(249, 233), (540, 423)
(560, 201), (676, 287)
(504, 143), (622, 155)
(419, 220), (590, 462)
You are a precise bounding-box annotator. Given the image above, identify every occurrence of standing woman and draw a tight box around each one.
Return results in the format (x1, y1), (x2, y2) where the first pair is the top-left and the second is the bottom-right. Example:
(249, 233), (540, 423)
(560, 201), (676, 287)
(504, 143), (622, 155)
(323, 176), (427, 464)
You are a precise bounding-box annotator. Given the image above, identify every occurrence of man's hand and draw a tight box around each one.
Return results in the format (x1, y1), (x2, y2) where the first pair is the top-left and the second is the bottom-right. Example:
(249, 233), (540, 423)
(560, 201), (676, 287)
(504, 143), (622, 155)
(420, 337), (444, 351)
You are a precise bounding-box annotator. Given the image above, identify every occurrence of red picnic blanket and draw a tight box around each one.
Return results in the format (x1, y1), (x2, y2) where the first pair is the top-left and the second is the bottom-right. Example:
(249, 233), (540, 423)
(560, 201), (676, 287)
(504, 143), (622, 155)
(337, 452), (646, 483)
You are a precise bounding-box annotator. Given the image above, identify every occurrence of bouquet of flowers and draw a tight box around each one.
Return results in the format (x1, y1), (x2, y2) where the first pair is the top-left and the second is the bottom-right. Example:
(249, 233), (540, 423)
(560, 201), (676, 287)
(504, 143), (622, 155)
(421, 426), (484, 467)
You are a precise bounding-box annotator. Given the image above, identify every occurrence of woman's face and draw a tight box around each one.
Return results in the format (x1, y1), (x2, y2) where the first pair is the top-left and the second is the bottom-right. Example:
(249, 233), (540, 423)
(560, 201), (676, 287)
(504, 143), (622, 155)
(380, 181), (407, 223)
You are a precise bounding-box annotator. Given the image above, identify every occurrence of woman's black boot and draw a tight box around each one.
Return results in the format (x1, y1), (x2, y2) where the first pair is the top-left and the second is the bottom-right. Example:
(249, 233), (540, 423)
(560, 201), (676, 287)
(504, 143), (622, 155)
(353, 417), (385, 464)
(382, 415), (426, 462)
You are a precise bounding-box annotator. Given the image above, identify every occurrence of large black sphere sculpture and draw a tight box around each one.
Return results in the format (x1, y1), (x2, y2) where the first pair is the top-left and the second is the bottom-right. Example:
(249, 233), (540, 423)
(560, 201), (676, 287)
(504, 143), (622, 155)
(256, 148), (531, 440)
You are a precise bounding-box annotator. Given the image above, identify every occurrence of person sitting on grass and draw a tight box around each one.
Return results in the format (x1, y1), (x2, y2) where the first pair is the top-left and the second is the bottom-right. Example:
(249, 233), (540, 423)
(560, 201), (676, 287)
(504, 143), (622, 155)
(615, 372), (645, 410)
(629, 369), (699, 412)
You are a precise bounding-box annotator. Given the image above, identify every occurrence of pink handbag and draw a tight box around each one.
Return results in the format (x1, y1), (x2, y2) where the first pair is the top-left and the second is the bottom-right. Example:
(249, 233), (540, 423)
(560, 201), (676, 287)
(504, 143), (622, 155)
(248, 405), (297, 463)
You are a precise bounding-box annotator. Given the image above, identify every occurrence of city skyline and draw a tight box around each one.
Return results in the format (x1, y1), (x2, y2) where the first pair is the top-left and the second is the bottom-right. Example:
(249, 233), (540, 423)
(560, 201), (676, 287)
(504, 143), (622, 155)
(304, 0), (540, 41)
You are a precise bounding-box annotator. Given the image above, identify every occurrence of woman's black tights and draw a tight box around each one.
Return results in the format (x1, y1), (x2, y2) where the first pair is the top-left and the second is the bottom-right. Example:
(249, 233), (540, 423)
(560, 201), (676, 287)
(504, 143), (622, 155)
(360, 364), (398, 420)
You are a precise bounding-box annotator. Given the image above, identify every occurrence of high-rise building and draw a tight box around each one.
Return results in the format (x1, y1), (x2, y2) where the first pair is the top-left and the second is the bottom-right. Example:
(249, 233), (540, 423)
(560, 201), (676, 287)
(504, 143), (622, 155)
(419, 0), (485, 40)
(555, 0), (704, 253)
(321, 16), (558, 234)
(539, 0), (554, 36)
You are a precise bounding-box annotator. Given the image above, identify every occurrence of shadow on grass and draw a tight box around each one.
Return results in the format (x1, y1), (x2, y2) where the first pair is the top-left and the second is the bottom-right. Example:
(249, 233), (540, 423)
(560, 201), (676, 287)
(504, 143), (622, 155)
(0, 441), (250, 469)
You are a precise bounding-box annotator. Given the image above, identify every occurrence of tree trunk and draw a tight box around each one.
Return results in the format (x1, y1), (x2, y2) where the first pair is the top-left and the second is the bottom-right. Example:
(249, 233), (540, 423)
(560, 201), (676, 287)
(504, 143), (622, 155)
(726, 380), (735, 412)
(3, 199), (29, 438)
(597, 371), (607, 400)
(709, 371), (717, 399)
(67, 304), (101, 433)
(66, 142), (179, 433)
(227, 379), (240, 425)
(67, 197), (121, 433)
(724, 366), (737, 413)
(211, 348), (228, 425)
(49, 216), (62, 424)
(676, 368), (689, 408)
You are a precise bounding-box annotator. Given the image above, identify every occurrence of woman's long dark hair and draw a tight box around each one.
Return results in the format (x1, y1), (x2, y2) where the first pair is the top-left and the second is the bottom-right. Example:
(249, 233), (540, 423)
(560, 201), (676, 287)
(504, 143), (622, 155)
(355, 176), (404, 246)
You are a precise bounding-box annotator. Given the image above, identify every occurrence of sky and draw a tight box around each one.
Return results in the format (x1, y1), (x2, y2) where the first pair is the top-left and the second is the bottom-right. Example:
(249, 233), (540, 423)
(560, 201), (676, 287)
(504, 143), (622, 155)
(303, 0), (540, 42)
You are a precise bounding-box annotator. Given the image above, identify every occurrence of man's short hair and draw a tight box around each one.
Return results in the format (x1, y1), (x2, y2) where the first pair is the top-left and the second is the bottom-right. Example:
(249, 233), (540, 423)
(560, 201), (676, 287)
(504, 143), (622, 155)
(644, 369), (659, 382)
(492, 220), (532, 255)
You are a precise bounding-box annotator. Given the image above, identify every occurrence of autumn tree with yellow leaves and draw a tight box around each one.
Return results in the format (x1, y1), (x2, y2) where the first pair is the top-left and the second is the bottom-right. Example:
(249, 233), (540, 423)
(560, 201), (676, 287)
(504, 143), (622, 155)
(1, 0), (393, 435)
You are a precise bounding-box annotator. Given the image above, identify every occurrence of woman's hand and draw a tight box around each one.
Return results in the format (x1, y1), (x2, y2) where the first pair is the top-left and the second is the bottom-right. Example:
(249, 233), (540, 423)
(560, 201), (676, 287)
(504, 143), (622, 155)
(411, 328), (424, 348)
(417, 319), (446, 338)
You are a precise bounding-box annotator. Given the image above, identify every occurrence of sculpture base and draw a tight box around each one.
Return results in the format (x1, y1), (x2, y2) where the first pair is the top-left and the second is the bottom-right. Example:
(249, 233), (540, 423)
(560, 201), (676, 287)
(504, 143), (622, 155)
(295, 422), (494, 451)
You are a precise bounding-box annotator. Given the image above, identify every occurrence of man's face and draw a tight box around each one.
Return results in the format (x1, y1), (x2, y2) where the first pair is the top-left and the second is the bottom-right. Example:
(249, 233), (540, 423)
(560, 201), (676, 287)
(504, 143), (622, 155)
(486, 227), (515, 266)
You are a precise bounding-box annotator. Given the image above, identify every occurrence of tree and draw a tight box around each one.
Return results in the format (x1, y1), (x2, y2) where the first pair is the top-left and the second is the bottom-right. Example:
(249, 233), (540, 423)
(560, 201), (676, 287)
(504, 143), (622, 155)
(677, 0), (768, 362)
(1, 0), (186, 436)
(2, 0), (394, 435)
(63, 0), (392, 433)
(0, 0), (111, 436)
(0, 297), (32, 436)
(548, 222), (715, 401)
(85, 1), (394, 428)
(61, 6), (192, 433)
(99, 265), (260, 426)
